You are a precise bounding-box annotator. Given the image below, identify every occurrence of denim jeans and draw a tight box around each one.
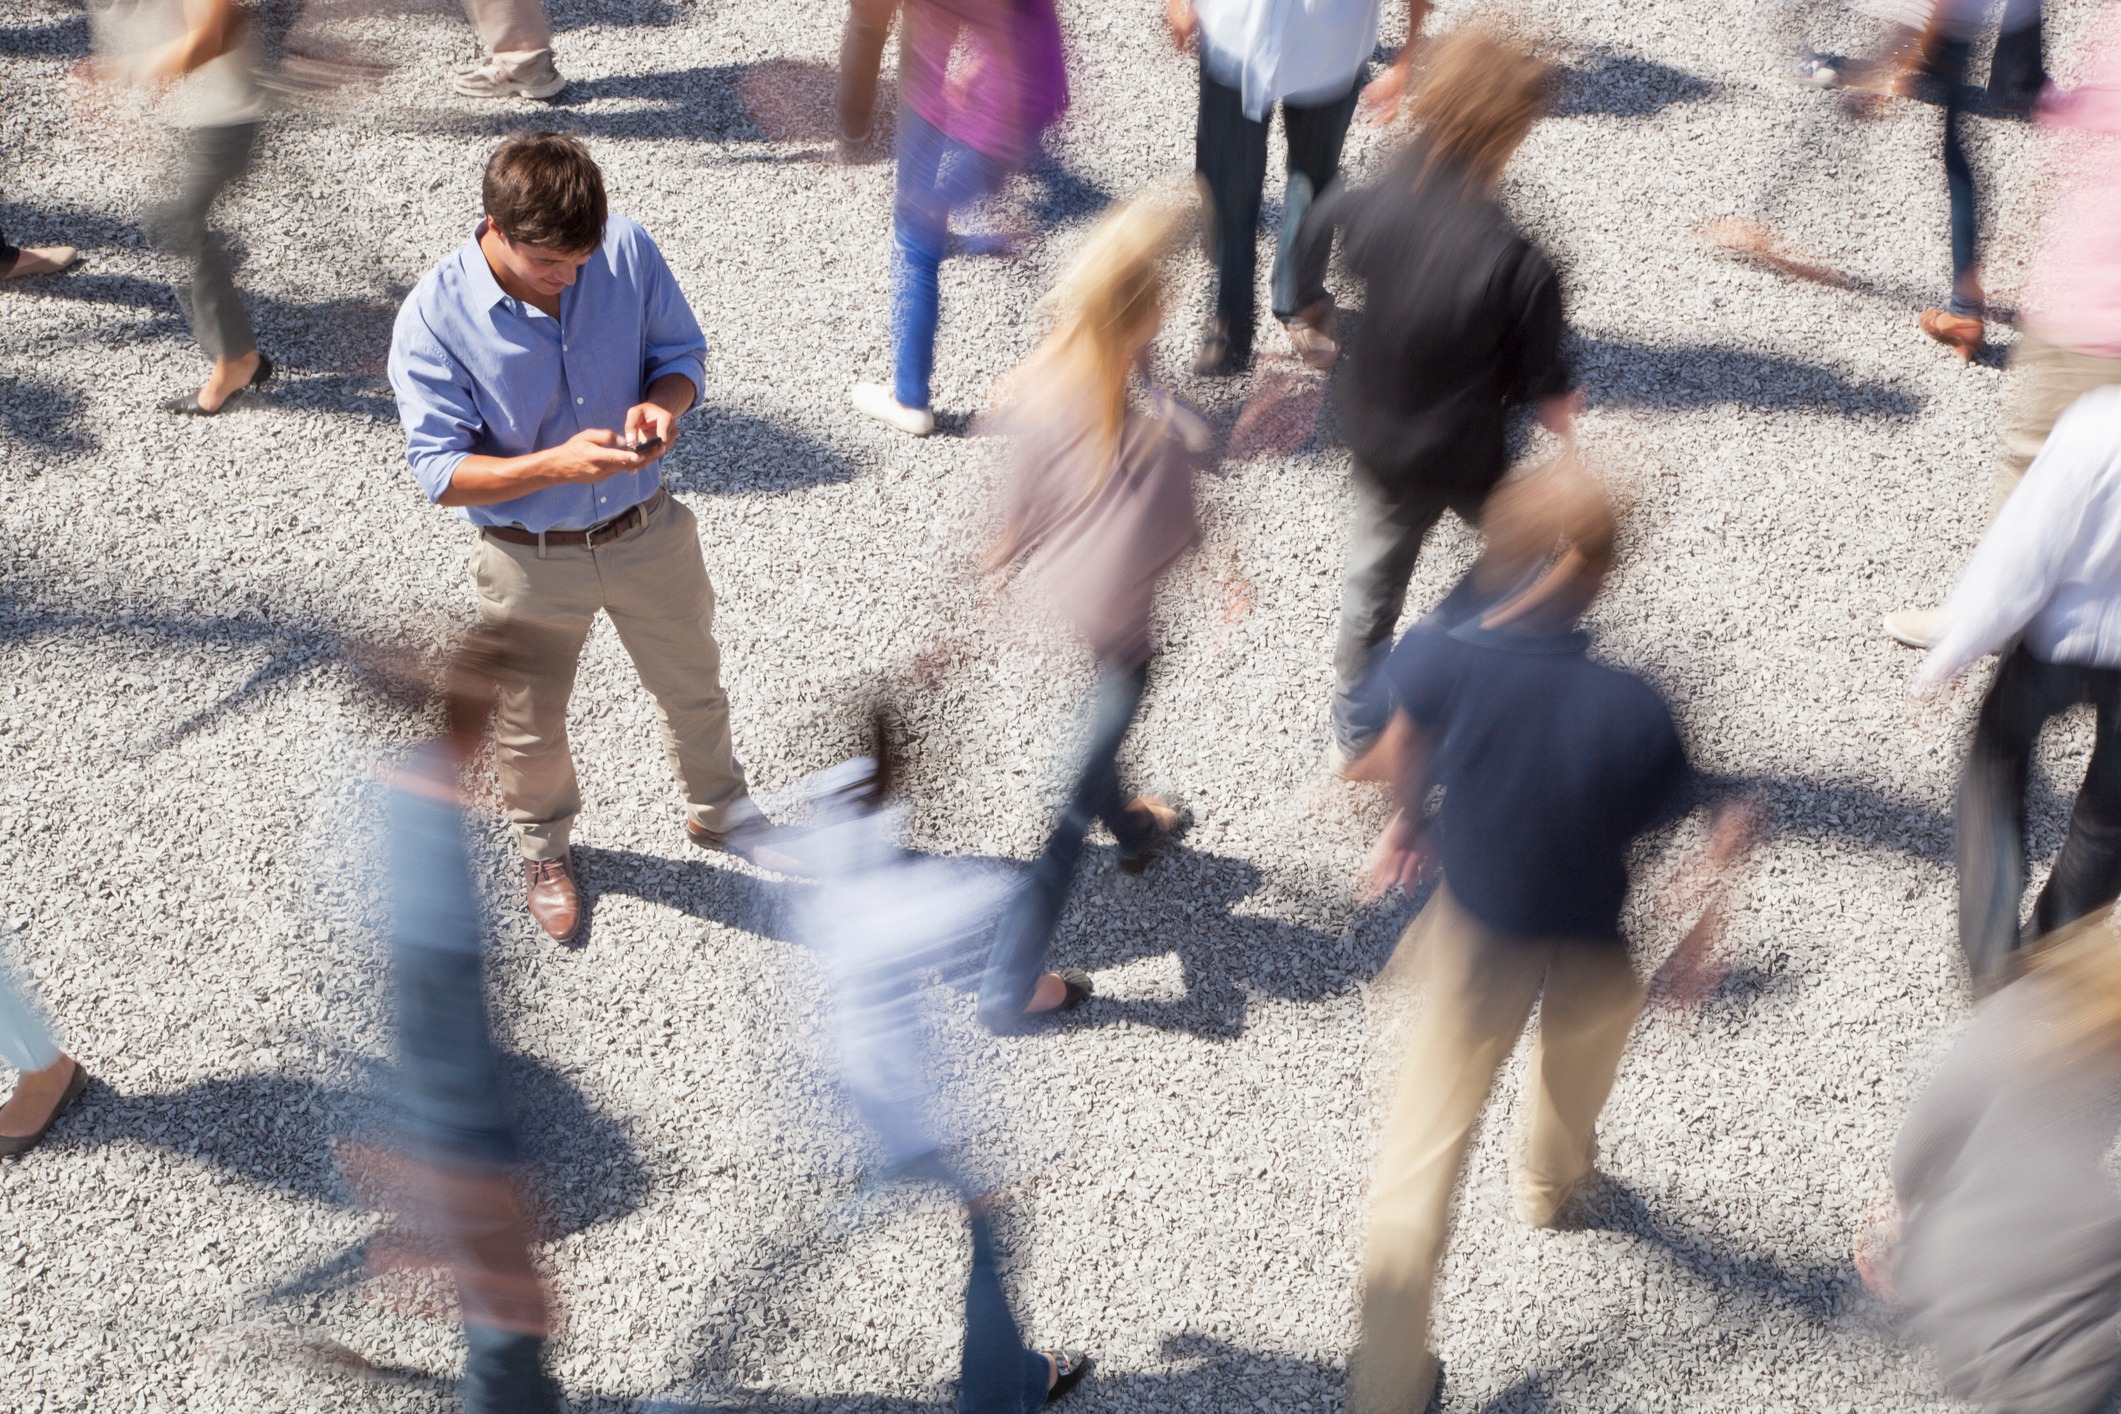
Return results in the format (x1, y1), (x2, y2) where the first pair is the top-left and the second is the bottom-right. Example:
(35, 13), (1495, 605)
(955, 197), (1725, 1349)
(960, 1211), (1056, 1414)
(893, 107), (1010, 410)
(1956, 645), (2121, 987)
(0, 931), (60, 1075)
(977, 660), (1152, 1030)
(1934, 38), (1982, 317)
(1194, 55), (1360, 356)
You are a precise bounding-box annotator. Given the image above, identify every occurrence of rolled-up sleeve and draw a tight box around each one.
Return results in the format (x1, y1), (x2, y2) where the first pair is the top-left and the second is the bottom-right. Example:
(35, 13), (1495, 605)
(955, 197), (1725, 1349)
(387, 299), (481, 504)
(637, 235), (707, 406)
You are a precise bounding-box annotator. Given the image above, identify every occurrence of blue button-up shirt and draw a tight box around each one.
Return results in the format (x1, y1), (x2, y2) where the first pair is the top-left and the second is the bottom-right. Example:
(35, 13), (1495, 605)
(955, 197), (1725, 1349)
(387, 215), (708, 533)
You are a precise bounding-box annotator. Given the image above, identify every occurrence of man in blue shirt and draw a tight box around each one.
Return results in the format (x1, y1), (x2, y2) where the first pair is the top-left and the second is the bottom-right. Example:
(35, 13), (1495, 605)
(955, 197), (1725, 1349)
(389, 131), (779, 943)
(1343, 466), (1752, 1414)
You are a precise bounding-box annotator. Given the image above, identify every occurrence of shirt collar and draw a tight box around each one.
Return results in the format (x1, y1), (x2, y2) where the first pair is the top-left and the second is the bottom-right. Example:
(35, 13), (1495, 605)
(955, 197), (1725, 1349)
(459, 218), (514, 311)
(1447, 619), (1592, 656)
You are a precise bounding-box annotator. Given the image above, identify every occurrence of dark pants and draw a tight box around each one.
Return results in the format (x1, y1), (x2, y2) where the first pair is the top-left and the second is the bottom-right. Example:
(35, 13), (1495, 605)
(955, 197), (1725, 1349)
(1195, 57), (1360, 358)
(1331, 472), (1488, 752)
(1956, 645), (2121, 987)
(1935, 38), (1982, 316)
(977, 660), (1153, 1030)
(144, 122), (259, 362)
(961, 1211), (1056, 1413)
(0, 224), (16, 266)
(838, 0), (900, 143)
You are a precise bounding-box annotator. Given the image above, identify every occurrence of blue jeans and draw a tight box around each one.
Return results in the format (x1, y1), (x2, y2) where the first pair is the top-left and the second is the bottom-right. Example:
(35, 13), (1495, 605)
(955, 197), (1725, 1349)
(893, 108), (1011, 411)
(961, 1211), (1056, 1414)
(978, 661), (1152, 1030)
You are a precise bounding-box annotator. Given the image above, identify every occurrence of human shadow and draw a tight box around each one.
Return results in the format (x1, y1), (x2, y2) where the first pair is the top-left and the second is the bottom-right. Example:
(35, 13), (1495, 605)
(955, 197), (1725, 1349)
(1557, 47), (1716, 119)
(569, 842), (799, 948)
(1576, 335), (1922, 418)
(0, 375), (94, 457)
(405, 60), (805, 144)
(0, 11), (87, 57)
(658, 407), (863, 497)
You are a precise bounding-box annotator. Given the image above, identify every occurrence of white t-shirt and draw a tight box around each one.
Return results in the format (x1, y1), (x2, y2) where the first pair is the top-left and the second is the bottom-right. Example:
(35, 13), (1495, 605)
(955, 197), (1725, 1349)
(1196, 0), (1384, 119)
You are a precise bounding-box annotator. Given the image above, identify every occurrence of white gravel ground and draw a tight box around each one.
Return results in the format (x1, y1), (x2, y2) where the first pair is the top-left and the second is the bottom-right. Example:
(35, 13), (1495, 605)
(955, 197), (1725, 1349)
(4, 0), (2117, 1408)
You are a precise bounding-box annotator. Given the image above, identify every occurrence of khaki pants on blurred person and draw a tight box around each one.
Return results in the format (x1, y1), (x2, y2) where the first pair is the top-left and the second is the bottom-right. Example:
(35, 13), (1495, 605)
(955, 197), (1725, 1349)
(469, 491), (750, 863)
(461, 0), (554, 80)
(1990, 331), (2121, 512)
(1350, 886), (1644, 1414)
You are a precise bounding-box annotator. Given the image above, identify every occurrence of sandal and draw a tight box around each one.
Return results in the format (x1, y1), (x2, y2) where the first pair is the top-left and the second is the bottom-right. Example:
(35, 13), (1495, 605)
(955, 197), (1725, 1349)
(165, 353), (274, 415)
(1043, 1351), (1092, 1404)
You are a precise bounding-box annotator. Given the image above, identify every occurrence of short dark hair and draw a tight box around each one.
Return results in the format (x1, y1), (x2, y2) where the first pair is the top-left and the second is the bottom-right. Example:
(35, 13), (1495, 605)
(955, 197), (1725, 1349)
(482, 131), (606, 253)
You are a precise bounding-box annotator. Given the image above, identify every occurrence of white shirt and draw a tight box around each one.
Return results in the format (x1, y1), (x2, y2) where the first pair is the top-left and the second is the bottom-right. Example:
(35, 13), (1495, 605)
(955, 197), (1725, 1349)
(1196, 0), (1384, 120)
(1920, 387), (2121, 688)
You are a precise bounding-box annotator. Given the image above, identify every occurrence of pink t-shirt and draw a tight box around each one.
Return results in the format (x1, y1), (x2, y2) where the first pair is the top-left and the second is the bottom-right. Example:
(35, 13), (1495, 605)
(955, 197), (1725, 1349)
(2023, 8), (2121, 358)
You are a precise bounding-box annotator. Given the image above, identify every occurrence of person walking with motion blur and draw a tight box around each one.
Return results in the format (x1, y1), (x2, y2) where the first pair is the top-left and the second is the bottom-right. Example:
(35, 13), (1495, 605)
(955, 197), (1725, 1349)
(837, 0), (901, 158)
(450, 0), (564, 99)
(0, 933), (90, 1160)
(1345, 466), (1755, 1414)
(849, 0), (1069, 437)
(974, 191), (1207, 1032)
(1288, 28), (1577, 765)
(389, 132), (788, 946)
(1914, 388), (2121, 992)
(1167, 0), (1428, 374)
(92, 0), (275, 414)
(778, 717), (1094, 1412)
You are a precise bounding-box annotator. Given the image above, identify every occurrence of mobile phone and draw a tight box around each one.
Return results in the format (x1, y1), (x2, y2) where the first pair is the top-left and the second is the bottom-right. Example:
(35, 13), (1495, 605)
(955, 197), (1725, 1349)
(630, 435), (664, 456)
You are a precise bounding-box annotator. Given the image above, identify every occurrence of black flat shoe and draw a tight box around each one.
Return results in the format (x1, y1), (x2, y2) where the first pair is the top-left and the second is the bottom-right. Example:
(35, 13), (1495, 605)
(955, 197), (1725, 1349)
(1043, 1351), (1091, 1404)
(0, 1060), (90, 1159)
(164, 353), (274, 415)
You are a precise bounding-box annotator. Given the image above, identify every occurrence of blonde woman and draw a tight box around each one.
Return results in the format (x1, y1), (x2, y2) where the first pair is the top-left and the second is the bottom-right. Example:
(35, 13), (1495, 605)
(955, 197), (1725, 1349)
(974, 192), (1208, 1034)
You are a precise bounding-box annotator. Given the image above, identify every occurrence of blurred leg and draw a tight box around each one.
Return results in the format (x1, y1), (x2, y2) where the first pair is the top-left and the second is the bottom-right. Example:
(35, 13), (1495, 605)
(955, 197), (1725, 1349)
(1081, 660), (1153, 854)
(0, 944), (60, 1076)
(1272, 77), (1359, 321)
(147, 123), (258, 363)
(597, 498), (752, 833)
(468, 537), (602, 861)
(838, 0), (900, 144)
(1351, 888), (1546, 1414)
(2033, 668), (2121, 936)
(892, 110), (950, 410)
(462, 1325), (559, 1414)
(1195, 56), (1268, 357)
(1514, 943), (1644, 1222)
(1332, 475), (1448, 752)
(1957, 646), (2071, 986)
(1935, 39), (1981, 317)
(1990, 332), (2121, 508)
(1987, 0), (2045, 108)
(959, 1212), (1054, 1414)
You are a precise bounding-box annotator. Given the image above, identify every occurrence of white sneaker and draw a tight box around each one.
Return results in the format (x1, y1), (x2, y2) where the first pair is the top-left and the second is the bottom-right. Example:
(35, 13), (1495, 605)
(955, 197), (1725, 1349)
(1882, 608), (1943, 649)
(451, 59), (566, 100)
(851, 382), (935, 437)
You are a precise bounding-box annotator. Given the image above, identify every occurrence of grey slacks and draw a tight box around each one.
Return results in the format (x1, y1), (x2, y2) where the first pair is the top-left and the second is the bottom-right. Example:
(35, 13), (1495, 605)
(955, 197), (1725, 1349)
(146, 122), (258, 364)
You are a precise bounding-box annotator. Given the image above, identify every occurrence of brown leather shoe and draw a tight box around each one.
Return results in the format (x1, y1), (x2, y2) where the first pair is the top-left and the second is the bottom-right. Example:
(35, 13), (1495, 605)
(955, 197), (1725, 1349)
(1920, 309), (1985, 362)
(524, 854), (581, 942)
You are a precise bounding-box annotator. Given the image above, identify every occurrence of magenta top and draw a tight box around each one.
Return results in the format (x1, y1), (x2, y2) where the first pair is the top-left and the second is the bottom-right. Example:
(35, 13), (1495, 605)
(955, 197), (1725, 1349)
(900, 0), (1069, 167)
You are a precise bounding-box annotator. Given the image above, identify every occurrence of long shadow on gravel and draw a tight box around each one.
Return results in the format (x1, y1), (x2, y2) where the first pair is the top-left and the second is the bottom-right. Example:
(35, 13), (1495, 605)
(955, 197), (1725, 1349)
(1556, 47), (1715, 119)
(0, 375), (95, 457)
(1576, 336), (1921, 419)
(658, 407), (862, 497)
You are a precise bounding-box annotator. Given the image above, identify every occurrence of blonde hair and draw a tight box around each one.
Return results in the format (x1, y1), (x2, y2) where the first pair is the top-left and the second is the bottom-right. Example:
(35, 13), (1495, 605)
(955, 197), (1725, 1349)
(2025, 906), (2121, 1055)
(1475, 458), (1617, 626)
(1024, 187), (1195, 476)
(1407, 27), (1556, 188)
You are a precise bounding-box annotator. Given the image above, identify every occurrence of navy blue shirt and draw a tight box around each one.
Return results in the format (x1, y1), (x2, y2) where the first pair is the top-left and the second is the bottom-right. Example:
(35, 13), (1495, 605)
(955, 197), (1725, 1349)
(1386, 621), (1691, 942)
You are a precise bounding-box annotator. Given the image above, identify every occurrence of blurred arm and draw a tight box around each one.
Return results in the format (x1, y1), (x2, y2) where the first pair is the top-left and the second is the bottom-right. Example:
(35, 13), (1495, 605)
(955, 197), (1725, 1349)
(1358, 711), (1438, 898)
(1649, 799), (1759, 1008)
(153, 0), (241, 81)
(1359, 0), (1431, 122)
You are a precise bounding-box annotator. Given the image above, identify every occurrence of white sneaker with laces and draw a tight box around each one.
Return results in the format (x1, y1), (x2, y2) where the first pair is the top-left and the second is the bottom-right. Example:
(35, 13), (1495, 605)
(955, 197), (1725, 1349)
(851, 382), (935, 437)
(451, 58), (566, 100)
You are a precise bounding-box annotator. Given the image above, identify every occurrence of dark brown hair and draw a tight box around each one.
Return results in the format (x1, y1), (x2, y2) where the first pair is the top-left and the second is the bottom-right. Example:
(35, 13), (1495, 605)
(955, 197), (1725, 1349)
(482, 131), (607, 253)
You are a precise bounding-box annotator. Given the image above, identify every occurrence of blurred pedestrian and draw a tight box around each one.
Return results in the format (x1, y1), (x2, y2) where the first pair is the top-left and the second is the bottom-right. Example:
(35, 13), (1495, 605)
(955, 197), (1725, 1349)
(1287, 28), (1576, 765)
(849, 0), (1068, 437)
(93, 0), (275, 414)
(1886, 5), (2121, 647)
(1885, 909), (2121, 1414)
(0, 934), (89, 1160)
(1167, 0), (1428, 374)
(778, 721), (1094, 1412)
(0, 223), (80, 283)
(838, 0), (901, 156)
(450, 0), (564, 99)
(356, 628), (562, 1414)
(1345, 466), (1754, 1414)
(974, 191), (1205, 1032)
(1915, 387), (2121, 992)
(388, 131), (785, 945)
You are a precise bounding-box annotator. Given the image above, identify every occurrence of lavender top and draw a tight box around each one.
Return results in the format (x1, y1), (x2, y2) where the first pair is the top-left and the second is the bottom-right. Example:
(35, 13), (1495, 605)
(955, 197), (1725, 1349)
(901, 0), (1068, 166)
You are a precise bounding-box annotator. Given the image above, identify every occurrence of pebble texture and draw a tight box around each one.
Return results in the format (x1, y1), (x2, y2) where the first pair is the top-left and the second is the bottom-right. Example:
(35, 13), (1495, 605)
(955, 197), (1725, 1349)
(2, 0), (2115, 1409)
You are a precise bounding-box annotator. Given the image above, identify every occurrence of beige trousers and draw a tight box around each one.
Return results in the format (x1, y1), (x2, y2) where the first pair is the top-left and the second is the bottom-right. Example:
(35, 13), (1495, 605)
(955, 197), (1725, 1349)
(1990, 330), (2121, 512)
(461, 0), (554, 77)
(469, 492), (751, 862)
(1349, 886), (1645, 1414)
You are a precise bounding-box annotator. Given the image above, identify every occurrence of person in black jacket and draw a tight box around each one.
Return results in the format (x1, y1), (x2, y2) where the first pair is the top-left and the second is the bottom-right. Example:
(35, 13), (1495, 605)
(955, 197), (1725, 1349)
(1289, 28), (1580, 765)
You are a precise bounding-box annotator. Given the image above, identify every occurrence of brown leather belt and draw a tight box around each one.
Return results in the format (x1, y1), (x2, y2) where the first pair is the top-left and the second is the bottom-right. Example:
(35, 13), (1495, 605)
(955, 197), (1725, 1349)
(479, 490), (662, 548)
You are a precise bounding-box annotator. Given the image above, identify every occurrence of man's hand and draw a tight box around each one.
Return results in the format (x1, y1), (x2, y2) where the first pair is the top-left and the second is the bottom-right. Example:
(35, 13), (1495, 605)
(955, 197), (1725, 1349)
(544, 427), (655, 482)
(1650, 798), (1760, 1011)
(1537, 388), (1585, 439)
(1363, 809), (1434, 900)
(1166, 0), (1197, 52)
(622, 400), (679, 463)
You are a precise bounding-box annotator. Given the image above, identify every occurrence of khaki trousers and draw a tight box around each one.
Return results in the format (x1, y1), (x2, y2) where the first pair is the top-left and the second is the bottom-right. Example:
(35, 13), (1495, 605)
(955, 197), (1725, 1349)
(1349, 886), (1645, 1414)
(1990, 330), (2121, 512)
(469, 493), (750, 862)
(461, 0), (553, 78)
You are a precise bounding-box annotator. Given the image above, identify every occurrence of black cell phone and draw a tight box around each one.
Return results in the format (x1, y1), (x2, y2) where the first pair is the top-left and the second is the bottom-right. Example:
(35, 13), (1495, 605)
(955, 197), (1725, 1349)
(630, 435), (664, 456)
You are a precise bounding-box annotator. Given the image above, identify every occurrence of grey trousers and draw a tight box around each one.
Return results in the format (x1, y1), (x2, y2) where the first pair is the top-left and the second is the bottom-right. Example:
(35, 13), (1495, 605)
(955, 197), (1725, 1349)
(146, 123), (258, 363)
(1331, 472), (1486, 750)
